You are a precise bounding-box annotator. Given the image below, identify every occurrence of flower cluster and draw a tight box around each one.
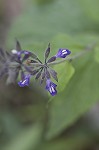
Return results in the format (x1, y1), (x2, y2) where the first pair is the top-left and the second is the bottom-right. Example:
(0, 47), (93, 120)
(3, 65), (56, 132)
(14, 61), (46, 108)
(0, 41), (71, 96)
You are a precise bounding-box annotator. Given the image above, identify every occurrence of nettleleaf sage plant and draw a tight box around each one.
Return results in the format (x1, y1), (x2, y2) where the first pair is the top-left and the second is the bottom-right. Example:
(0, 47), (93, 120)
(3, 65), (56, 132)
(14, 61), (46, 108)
(0, 41), (71, 96)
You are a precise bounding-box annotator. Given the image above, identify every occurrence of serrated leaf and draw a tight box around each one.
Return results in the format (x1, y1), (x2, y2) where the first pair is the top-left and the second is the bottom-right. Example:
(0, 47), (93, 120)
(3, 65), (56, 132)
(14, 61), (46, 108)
(46, 51), (99, 139)
(53, 62), (75, 93)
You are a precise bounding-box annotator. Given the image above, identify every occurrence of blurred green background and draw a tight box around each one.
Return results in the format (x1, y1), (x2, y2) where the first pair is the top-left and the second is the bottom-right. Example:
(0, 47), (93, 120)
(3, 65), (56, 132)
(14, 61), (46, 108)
(0, 0), (99, 150)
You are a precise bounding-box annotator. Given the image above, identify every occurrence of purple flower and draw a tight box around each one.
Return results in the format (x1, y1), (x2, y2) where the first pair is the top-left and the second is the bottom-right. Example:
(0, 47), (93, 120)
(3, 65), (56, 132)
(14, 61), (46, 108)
(56, 49), (71, 58)
(18, 74), (31, 87)
(46, 79), (57, 96)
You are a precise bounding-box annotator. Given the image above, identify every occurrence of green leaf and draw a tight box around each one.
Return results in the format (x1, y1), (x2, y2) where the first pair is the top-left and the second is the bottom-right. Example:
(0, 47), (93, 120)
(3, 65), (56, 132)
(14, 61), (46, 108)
(53, 62), (75, 93)
(4, 124), (43, 150)
(51, 34), (85, 55)
(80, 0), (99, 23)
(46, 51), (99, 139)
(94, 43), (99, 63)
(7, 0), (90, 47)
(42, 124), (93, 150)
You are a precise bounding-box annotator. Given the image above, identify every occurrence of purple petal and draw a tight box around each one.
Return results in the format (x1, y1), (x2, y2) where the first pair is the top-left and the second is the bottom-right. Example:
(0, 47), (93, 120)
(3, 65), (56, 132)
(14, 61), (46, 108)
(46, 79), (57, 96)
(56, 49), (71, 58)
(18, 74), (30, 87)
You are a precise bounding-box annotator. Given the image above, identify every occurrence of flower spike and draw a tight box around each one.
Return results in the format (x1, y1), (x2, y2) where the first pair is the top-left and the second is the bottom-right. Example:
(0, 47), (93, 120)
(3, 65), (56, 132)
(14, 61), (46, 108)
(16, 43), (71, 96)
(1, 41), (71, 96)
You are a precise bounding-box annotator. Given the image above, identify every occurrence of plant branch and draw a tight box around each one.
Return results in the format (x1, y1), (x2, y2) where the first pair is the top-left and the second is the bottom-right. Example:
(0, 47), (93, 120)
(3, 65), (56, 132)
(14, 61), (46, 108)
(48, 42), (97, 66)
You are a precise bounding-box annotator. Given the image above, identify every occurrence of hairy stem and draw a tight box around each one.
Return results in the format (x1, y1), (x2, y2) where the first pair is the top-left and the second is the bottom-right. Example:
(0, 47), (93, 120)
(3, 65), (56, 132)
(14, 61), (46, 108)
(48, 42), (97, 66)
